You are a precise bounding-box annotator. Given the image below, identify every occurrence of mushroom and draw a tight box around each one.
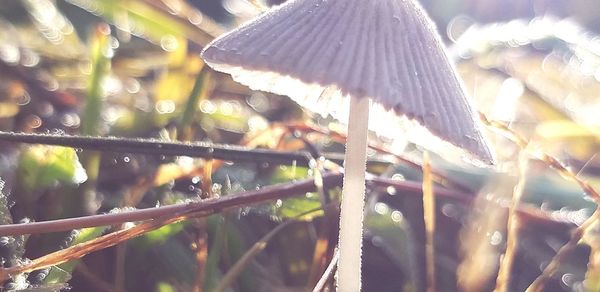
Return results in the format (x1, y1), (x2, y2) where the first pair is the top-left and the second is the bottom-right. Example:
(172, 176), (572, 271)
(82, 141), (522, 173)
(201, 0), (494, 290)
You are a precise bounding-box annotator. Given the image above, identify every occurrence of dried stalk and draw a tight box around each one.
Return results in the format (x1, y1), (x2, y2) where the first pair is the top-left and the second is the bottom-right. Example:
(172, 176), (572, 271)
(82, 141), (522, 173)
(0, 214), (184, 282)
(480, 113), (600, 291)
(422, 152), (436, 292)
(0, 172), (572, 237)
(213, 220), (298, 292)
(312, 249), (340, 292)
(0, 174), (346, 283)
(526, 212), (600, 291)
(0, 173), (343, 236)
(494, 150), (529, 292)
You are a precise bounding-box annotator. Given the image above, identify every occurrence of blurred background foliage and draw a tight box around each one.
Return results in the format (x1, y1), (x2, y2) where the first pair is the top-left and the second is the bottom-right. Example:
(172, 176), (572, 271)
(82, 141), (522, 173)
(0, 0), (599, 291)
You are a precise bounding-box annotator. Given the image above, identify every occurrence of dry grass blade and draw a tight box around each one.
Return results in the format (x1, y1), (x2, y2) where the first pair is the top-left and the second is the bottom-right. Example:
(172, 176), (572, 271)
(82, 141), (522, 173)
(312, 249), (340, 292)
(0, 214), (185, 282)
(305, 154), (338, 289)
(525, 212), (600, 291)
(457, 175), (516, 291)
(192, 224), (209, 292)
(585, 225), (600, 291)
(0, 173), (345, 285)
(306, 210), (337, 289)
(422, 152), (436, 292)
(479, 113), (600, 291)
(494, 151), (529, 292)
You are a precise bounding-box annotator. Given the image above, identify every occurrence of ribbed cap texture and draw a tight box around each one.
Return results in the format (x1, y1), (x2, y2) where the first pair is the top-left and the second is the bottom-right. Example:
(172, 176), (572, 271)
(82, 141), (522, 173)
(202, 0), (494, 164)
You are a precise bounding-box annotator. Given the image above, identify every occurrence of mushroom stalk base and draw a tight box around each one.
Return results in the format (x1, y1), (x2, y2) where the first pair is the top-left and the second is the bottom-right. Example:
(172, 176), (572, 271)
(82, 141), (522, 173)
(337, 96), (370, 291)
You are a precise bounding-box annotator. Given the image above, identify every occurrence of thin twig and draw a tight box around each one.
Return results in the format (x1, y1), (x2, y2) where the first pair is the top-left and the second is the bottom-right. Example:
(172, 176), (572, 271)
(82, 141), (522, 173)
(0, 173), (571, 236)
(0, 132), (312, 166)
(213, 220), (297, 292)
(368, 177), (471, 203)
(526, 211), (600, 292)
(192, 221), (209, 292)
(0, 200), (325, 282)
(0, 173), (343, 236)
(494, 150), (529, 292)
(422, 153), (436, 292)
(0, 213), (184, 282)
(312, 249), (340, 292)
(295, 135), (339, 289)
(0, 131), (390, 167)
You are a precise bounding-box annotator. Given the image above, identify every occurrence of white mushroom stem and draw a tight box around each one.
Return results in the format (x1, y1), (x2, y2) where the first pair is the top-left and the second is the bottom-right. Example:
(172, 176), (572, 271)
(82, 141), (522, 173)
(337, 96), (370, 291)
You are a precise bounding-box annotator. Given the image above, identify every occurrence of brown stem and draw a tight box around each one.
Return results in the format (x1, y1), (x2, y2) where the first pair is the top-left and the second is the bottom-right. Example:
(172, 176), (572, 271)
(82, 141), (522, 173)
(0, 173), (572, 237)
(422, 153), (436, 292)
(312, 250), (340, 292)
(0, 173), (343, 236)
(0, 214), (184, 282)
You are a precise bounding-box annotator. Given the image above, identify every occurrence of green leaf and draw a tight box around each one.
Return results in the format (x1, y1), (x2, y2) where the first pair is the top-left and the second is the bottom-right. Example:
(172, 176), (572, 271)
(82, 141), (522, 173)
(204, 215), (227, 292)
(276, 195), (323, 219)
(139, 221), (185, 248)
(270, 165), (309, 184)
(365, 204), (420, 292)
(66, 0), (215, 45)
(44, 266), (71, 286)
(82, 24), (112, 137)
(156, 282), (176, 292)
(268, 166), (324, 219)
(17, 145), (86, 193)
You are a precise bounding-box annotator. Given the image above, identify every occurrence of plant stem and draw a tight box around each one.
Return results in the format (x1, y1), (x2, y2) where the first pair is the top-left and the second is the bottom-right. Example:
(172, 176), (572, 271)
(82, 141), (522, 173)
(178, 67), (211, 141)
(337, 96), (370, 291)
(0, 167), (570, 238)
(422, 152), (436, 292)
(494, 151), (529, 292)
(213, 220), (296, 292)
(82, 24), (111, 137)
(0, 173), (343, 236)
(313, 249), (340, 292)
(77, 24), (112, 215)
(0, 132), (311, 166)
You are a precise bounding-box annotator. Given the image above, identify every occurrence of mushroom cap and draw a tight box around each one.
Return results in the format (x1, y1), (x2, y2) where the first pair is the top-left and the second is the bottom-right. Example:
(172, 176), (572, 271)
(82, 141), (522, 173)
(202, 0), (494, 164)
